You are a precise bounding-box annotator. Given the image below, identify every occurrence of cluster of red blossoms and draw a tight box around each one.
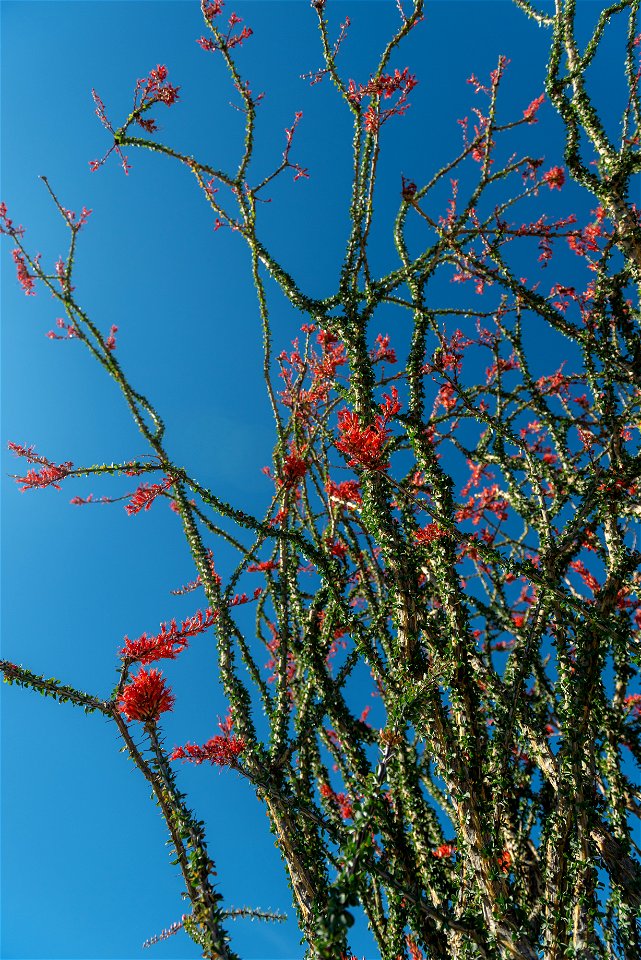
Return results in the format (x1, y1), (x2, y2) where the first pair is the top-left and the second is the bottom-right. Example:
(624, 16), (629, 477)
(90, 65), (180, 173)
(432, 842), (457, 859)
(0, 200), (24, 238)
(12, 249), (35, 295)
(198, 1), (252, 51)
(278, 444), (308, 490)
(125, 476), (176, 515)
(415, 523), (449, 545)
(326, 479), (362, 509)
(336, 410), (390, 468)
(319, 781), (353, 820)
(347, 68), (418, 132)
(120, 607), (219, 665)
(169, 714), (245, 767)
(133, 63), (180, 131)
(336, 388), (401, 470)
(542, 166), (565, 190)
(118, 667), (175, 722)
(8, 442), (74, 492)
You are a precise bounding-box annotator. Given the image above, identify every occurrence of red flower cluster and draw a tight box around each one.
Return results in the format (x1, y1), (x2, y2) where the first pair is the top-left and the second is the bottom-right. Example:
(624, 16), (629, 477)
(542, 166), (565, 190)
(348, 68), (418, 132)
(170, 714), (245, 766)
(370, 333), (397, 365)
(15, 462), (72, 491)
(432, 842), (457, 859)
(198, 2), (253, 51)
(12, 249), (35, 295)
(434, 382), (457, 412)
(425, 329), (472, 376)
(202, 0), (223, 18)
(135, 64), (180, 116)
(523, 93), (545, 122)
(348, 68), (417, 104)
(330, 539), (348, 559)
(336, 388), (401, 470)
(455, 484), (508, 525)
(401, 176), (417, 201)
(326, 479), (362, 508)
(126, 476), (175, 515)
(319, 782), (353, 820)
(336, 411), (390, 468)
(569, 559), (600, 594)
(118, 667), (175, 722)
(169, 734), (245, 766)
(278, 445), (308, 490)
(105, 325), (118, 351)
(47, 317), (79, 341)
(624, 694), (641, 718)
(535, 366), (569, 399)
(8, 443), (74, 492)
(406, 936), (426, 960)
(90, 65), (179, 172)
(247, 560), (280, 573)
(277, 328), (347, 422)
(61, 206), (92, 231)
(0, 201), (24, 238)
(120, 607), (219, 665)
(415, 523), (448, 545)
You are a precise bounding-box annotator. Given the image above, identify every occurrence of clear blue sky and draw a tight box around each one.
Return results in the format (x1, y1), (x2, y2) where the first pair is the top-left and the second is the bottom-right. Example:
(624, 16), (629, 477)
(0, 2), (624, 959)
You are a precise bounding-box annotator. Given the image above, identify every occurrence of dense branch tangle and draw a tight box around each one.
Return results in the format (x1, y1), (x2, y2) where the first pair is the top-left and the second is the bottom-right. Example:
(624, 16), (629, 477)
(2, 2), (641, 959)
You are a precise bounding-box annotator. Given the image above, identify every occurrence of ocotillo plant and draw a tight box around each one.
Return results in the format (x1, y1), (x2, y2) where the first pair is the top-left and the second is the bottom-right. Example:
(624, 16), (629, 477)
(2, 1), (641, 958)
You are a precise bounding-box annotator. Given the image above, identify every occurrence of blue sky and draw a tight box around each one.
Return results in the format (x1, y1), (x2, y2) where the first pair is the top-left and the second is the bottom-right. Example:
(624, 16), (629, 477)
(0, 2), (628, 958)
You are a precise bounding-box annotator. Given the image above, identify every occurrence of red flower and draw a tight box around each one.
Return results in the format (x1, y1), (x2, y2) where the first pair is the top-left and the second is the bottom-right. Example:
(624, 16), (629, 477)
(336, 410), (390, 468)
(348, 68), (418, 132)
(118, 668), (175, 722)
(120, 607), (218, 665)
(202, 0), (223, 20)
(406, 937), (425, 960)
(401, 176), (417, 201)
(542, 166), (565, 190)
(170, 735), (245, 766)
(319, 782), (353, 819)
(11, 447), (74, 492)
(141, 64), (180, 106)
(105, 325), (118, 351)
(624, 694), (641, 718)
(415, 523), (448, 545)
(326, 479), (362, 507)
(336, 390), (400, 470)
(247, 560), (280, 573)
(12, 249), (35, 295)
(432, 843), (457, 859)
(0, 201), (24, 238)
(330, 540), (348, 559)
(227, 25), (253, 49)
(434, 383), (457, 412)
(569, 559), (600, 594)
(523, 93), (545, 121)
(370, 333), (397, 365)
(278, 445), (307, 489)
(170, 714), (245, 766)
(126, 476), (175, 515)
